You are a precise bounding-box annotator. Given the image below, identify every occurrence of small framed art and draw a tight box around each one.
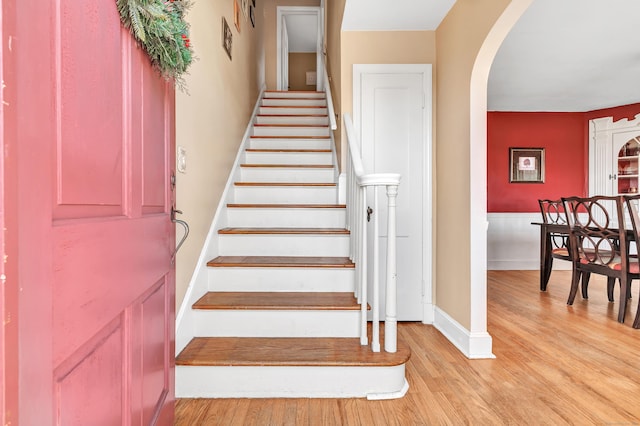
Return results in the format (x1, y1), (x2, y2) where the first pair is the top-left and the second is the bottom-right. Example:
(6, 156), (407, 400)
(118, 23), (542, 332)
(509, 147), (545, 183)
(234, 0), (241, 32)
(222, 17), (232, 60)
(241, 0), (249, 20)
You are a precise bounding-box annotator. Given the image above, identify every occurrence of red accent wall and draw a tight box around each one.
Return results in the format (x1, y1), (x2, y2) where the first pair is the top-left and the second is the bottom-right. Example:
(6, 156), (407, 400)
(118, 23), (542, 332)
(488, 104), (640, 212)
(487, 112), (586, 212)
(584, 103), (640, 122)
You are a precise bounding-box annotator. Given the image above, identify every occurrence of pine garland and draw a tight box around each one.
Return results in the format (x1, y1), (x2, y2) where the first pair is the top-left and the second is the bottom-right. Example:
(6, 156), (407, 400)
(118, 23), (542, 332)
(116, 0), (194, 88)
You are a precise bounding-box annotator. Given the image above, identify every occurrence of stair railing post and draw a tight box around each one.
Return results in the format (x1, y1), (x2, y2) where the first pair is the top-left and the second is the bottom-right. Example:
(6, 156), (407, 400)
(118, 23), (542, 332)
(359, 185), (368, 346)
(371, 187), (380, 353)
(384, 183), (399, 353)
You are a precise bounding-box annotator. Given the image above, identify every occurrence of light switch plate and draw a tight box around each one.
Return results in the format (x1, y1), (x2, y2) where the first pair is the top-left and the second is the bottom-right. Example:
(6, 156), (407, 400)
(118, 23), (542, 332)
(177, 146), (187, 173)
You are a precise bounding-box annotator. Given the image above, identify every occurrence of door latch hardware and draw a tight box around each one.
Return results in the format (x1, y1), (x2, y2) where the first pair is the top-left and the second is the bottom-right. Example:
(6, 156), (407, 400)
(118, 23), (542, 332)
(367, 206), (373, 222)
(171, 207), (189, 265)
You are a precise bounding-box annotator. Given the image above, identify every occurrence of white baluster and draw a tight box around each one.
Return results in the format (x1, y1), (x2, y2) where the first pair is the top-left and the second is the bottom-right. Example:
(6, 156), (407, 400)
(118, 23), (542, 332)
(385, 183), (399, 353)
(359, 187), (368, 346)
(371, 188), (380, 352)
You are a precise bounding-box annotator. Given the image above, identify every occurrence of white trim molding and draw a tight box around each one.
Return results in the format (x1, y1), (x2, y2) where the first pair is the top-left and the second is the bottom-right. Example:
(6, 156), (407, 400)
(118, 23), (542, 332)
(433, 307), (495, 359)
(276, 6), (322, 91)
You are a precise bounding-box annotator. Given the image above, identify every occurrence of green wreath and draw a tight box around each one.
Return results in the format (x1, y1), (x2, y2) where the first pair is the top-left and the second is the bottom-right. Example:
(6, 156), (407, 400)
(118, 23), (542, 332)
(116, 0), (194, 88)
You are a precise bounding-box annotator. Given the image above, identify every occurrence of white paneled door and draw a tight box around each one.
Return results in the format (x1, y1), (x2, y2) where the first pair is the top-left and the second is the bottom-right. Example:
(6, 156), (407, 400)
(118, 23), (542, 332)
(354, 65), (432, 322)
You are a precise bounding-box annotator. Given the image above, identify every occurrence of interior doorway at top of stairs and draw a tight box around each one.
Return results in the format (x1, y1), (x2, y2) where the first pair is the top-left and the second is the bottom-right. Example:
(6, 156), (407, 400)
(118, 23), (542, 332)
(276, 5), (324, 92)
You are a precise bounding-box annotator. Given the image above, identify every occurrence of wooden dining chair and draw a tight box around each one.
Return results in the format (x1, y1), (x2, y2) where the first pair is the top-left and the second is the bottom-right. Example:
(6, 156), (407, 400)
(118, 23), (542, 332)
(538, 199), (586, 291)
(623, 194), (640, 328)
(562, 195), (637, 324)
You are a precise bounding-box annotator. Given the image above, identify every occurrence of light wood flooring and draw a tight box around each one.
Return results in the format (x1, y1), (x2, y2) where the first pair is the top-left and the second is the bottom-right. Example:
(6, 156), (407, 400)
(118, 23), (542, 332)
(175, 270), (640, 425)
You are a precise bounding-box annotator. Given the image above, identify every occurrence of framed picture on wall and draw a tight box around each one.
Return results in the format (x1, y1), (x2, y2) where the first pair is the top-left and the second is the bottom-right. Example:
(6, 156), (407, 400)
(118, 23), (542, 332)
(241, 0), (249, 20)
(509, 147), (545, 183)
(250, 5), (255, 27)
(234, 0), (241, 32)
(222, 17), (232, 60)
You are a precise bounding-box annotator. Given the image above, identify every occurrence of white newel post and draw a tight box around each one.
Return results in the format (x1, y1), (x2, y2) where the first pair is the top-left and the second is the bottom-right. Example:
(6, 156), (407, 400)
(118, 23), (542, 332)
(385, 183), (399, 353)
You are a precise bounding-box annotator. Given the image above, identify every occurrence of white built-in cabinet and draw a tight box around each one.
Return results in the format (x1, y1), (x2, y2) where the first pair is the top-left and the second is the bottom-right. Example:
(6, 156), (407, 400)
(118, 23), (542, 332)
(589, 114), (640, 196)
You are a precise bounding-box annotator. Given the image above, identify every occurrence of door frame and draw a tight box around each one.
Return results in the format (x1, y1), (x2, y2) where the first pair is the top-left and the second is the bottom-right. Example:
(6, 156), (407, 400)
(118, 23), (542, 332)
(353, 63), (433, 323)
(276, 6), (323, 91)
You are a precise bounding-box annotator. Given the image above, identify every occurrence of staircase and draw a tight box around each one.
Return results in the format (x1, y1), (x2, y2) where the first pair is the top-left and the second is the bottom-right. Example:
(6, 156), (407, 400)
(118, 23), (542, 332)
(175, 90), (410, 399)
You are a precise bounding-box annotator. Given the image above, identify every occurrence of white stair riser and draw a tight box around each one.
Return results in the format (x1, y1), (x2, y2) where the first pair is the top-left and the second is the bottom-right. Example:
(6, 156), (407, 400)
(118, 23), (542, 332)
(244, 151), (332, 165)
(240, 167), (334, 183)
(256, 115), (329, 126)
(226, 207), (346, 227)
(259, 107), (328, 115)
(253, 126), (330, 137)
(219, 234), (349, 256)
(193, 310), (360, 337)
(248, 138), (331, 150)
(262, 98), (326, 107)
(176, 365), (407, 398)
(264, 92), (325, 99)
(233, 186), (337, 203)
(208, 267), (355, 292)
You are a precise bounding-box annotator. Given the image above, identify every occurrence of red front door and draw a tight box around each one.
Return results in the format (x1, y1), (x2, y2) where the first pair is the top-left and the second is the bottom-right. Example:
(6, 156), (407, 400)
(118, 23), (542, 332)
(2, 0), (176, 424)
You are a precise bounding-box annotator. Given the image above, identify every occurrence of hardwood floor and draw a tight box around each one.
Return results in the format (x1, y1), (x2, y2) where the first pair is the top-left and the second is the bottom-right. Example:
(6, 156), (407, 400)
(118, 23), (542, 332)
(175, 270), (640, 425)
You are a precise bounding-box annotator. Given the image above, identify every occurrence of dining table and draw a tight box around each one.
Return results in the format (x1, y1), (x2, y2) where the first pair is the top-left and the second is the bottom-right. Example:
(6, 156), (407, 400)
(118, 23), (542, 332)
(531, 221), (569, 291)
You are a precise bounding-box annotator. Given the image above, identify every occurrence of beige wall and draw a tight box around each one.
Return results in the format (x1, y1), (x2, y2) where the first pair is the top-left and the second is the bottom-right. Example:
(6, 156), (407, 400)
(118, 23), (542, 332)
(325, 0), (345, 167)
(263, 0), (321, 90)
(340, 30), (436, 124)
(340, 30), (436, 175)
(288, 52), (317, 91)
(175, 1), (263, 308)
(435, 0), (521, 329)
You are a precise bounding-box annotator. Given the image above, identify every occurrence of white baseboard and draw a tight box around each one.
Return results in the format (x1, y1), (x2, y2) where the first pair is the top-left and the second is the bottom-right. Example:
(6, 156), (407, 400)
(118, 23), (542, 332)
(488, 259), (572, 270)
(422, 302), (434, 324)
(433, 307), (495, 359)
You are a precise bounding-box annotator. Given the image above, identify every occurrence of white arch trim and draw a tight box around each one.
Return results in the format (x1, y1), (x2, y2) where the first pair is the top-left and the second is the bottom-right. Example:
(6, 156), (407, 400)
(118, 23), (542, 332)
(467, 0), (534, 358)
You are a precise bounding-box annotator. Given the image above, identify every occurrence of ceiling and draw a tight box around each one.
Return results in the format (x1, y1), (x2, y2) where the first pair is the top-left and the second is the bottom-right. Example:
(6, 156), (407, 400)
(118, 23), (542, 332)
(339, 0), (640, 112)
(487, 0), (640, 112)
(285, 15), (318, 53)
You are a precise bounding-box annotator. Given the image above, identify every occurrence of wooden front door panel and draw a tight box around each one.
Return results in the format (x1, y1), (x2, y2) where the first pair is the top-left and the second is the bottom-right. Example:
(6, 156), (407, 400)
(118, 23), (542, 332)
(13, 0), (176, 423)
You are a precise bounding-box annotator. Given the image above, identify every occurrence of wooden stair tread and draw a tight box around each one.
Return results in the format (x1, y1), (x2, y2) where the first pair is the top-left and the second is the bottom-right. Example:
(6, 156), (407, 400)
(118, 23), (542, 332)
(227, 203), (345, 208)
(218, 227), (349, 235)
(240, 164), (333, 168)
(257, 114), (328, 118)
(234, 182), (336, 187)
(245, 148), (331, 153)
(207, 256), (355, 268)
(265, 90), (324, 94)
(250, 135), (330, 139)
(264, 90), (324, 95)
(176, 336), (410, 367)
(193, 292), (359, 310)
(263, 97), (326, 101)
(259, 105), (327, 108)
(254, 124), (329, 128)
